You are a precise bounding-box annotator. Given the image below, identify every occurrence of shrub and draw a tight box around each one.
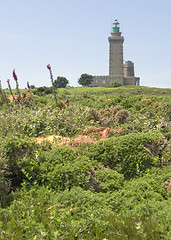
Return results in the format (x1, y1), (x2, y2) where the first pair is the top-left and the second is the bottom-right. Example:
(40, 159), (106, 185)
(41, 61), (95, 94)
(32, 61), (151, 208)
(45, 157), (91, 191)
(108, 80), (122, 88)
(0, 157), (12, 207)
(38, 145), (77, 170)
(96, 169), (124, 192)
(105, 166), (171, 215)
(34, 86), (53, 95)
(1, 135), (37, 189)
(86, 108), (100, 122)
(86, 131), (166, 178)
(99, 105), (122, 126)
(0, 185), (166, 240)
(86, 105), (129, 126)
(115, 109), (130, 124)
(38, 146), (93, 190)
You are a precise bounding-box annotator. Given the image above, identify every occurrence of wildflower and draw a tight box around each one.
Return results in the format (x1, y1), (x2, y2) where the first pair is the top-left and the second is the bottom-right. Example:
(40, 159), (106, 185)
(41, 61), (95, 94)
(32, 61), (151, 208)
(26, 81), (34, 105)
(13, 69), (18, 81)
(16, 100), (19, 104)
(27, 81), (30, 89)
(46, 64), (58, 107)
(65, 98), (70, 104)
(47, 64), (51, 70)
(6, 79), (10, 83)
(12, 69), (21, 102)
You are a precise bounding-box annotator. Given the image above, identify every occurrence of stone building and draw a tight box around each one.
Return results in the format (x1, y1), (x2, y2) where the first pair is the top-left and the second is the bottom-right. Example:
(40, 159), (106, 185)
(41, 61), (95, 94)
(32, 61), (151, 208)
(90, 20), (140, 87)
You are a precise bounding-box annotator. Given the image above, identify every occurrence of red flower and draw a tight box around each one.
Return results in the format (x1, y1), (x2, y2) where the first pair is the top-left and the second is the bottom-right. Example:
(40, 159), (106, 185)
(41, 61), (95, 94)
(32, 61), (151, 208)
(13, 69), (18, 81)
(47, 64), (51, 70)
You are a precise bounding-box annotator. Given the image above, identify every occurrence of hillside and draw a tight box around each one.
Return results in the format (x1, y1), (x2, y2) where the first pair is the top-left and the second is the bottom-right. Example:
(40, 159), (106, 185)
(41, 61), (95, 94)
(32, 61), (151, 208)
(0, 85), (171, 239)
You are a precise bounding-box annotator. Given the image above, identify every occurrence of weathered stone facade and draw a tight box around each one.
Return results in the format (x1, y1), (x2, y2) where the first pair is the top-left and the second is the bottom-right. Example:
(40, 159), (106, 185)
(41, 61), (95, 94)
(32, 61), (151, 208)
(109, 32), (124, 76)
(124, 61), (135, 77)
(90, 75), (139, 87)
(90, 20), (140, 87)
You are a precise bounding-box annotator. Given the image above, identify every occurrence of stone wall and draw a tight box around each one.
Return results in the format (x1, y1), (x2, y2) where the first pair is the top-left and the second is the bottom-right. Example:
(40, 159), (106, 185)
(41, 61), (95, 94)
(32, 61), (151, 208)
(90, 76), (124, 87)
(90, 75), (140, 87)
(124, 61), (134, 77)
(124, 77), (140, 85)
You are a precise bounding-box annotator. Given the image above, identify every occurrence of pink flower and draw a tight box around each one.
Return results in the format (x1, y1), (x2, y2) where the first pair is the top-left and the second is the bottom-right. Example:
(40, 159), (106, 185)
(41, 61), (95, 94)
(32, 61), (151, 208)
(47, 64), (51, 70)
(16, 100), (19, 104)
(27, 81), (30, 89)
(7, 79), (10, 83)
(13, 69), (18, 81)
(65, 98), (70, 104)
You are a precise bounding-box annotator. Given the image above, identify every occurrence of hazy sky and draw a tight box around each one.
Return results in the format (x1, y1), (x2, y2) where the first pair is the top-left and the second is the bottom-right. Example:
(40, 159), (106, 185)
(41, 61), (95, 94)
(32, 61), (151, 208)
(1, 0), (171, 89)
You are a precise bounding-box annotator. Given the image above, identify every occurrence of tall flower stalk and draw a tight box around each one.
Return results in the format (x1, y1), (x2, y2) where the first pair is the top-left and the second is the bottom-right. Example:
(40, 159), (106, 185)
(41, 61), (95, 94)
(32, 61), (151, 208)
(27, 81), (35, 106)
(13, 69), (21, 102)
(7, 79), (18, 104)
(3, 89), (10, 107)
(47, 64), (58, 107)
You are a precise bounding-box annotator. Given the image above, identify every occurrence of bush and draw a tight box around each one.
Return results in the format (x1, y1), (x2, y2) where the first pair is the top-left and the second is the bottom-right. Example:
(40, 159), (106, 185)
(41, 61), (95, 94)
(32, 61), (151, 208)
(96, 169), (124, 192)
(86, 131), (166, 178)
(34, 86), (53, 95)
(1, 135), (37, 189)
(99, 105), (122, 126)
(115, 109), (130, 124)
(46, 157), (90, 191)
(0, 185), (167, 240)
(86, 108), (100, 122)
(108, 80), (122, 88)
(37, 146), (92, 191)
(86, 105), (129, 126)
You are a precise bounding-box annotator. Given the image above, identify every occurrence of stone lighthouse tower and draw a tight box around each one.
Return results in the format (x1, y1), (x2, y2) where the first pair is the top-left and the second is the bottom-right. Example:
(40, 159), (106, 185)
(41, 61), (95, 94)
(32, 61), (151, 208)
(108, 20), (124, 76)
(90, 19), (140, 87)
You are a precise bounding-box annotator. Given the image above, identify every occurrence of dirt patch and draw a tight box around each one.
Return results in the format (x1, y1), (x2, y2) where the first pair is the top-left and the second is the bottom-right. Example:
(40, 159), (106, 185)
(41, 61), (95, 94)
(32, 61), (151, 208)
(34, 127), (122, 147)
(34, 135), (70, 144)
(59, 135), (96, 147)
(34, 127), (121, 147)
(8, 93), (31, 102)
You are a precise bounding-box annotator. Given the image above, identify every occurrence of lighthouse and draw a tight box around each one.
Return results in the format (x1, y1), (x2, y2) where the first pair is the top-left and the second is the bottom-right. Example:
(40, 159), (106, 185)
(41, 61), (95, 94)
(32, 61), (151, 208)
(108, 20), (124, 76)
(90, 19), (140, 87)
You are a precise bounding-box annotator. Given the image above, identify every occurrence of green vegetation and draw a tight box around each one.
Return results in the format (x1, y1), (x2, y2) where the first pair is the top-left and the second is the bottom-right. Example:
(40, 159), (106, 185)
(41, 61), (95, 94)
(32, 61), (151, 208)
(54, 77), (69, 88)
(0, 85), (171, 239)
(78, 73), (94, 86)
(106, 80), (122, 88)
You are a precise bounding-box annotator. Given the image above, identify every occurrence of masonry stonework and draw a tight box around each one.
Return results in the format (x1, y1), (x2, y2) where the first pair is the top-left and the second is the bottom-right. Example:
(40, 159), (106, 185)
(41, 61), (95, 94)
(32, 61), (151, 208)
(90, 20), (140, 87)
(109, 32), (124, 76)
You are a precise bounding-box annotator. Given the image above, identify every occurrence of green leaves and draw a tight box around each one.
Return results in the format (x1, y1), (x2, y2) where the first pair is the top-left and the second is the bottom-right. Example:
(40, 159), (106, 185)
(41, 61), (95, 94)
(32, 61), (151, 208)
(78, 73), (93, 86)
(0, 86), (170, 239)
(86, 131), (165, 178)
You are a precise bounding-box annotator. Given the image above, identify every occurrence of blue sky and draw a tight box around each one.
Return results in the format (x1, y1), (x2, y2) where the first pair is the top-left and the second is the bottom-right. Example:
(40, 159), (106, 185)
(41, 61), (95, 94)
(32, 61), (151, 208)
(0, 0), (171, 89)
